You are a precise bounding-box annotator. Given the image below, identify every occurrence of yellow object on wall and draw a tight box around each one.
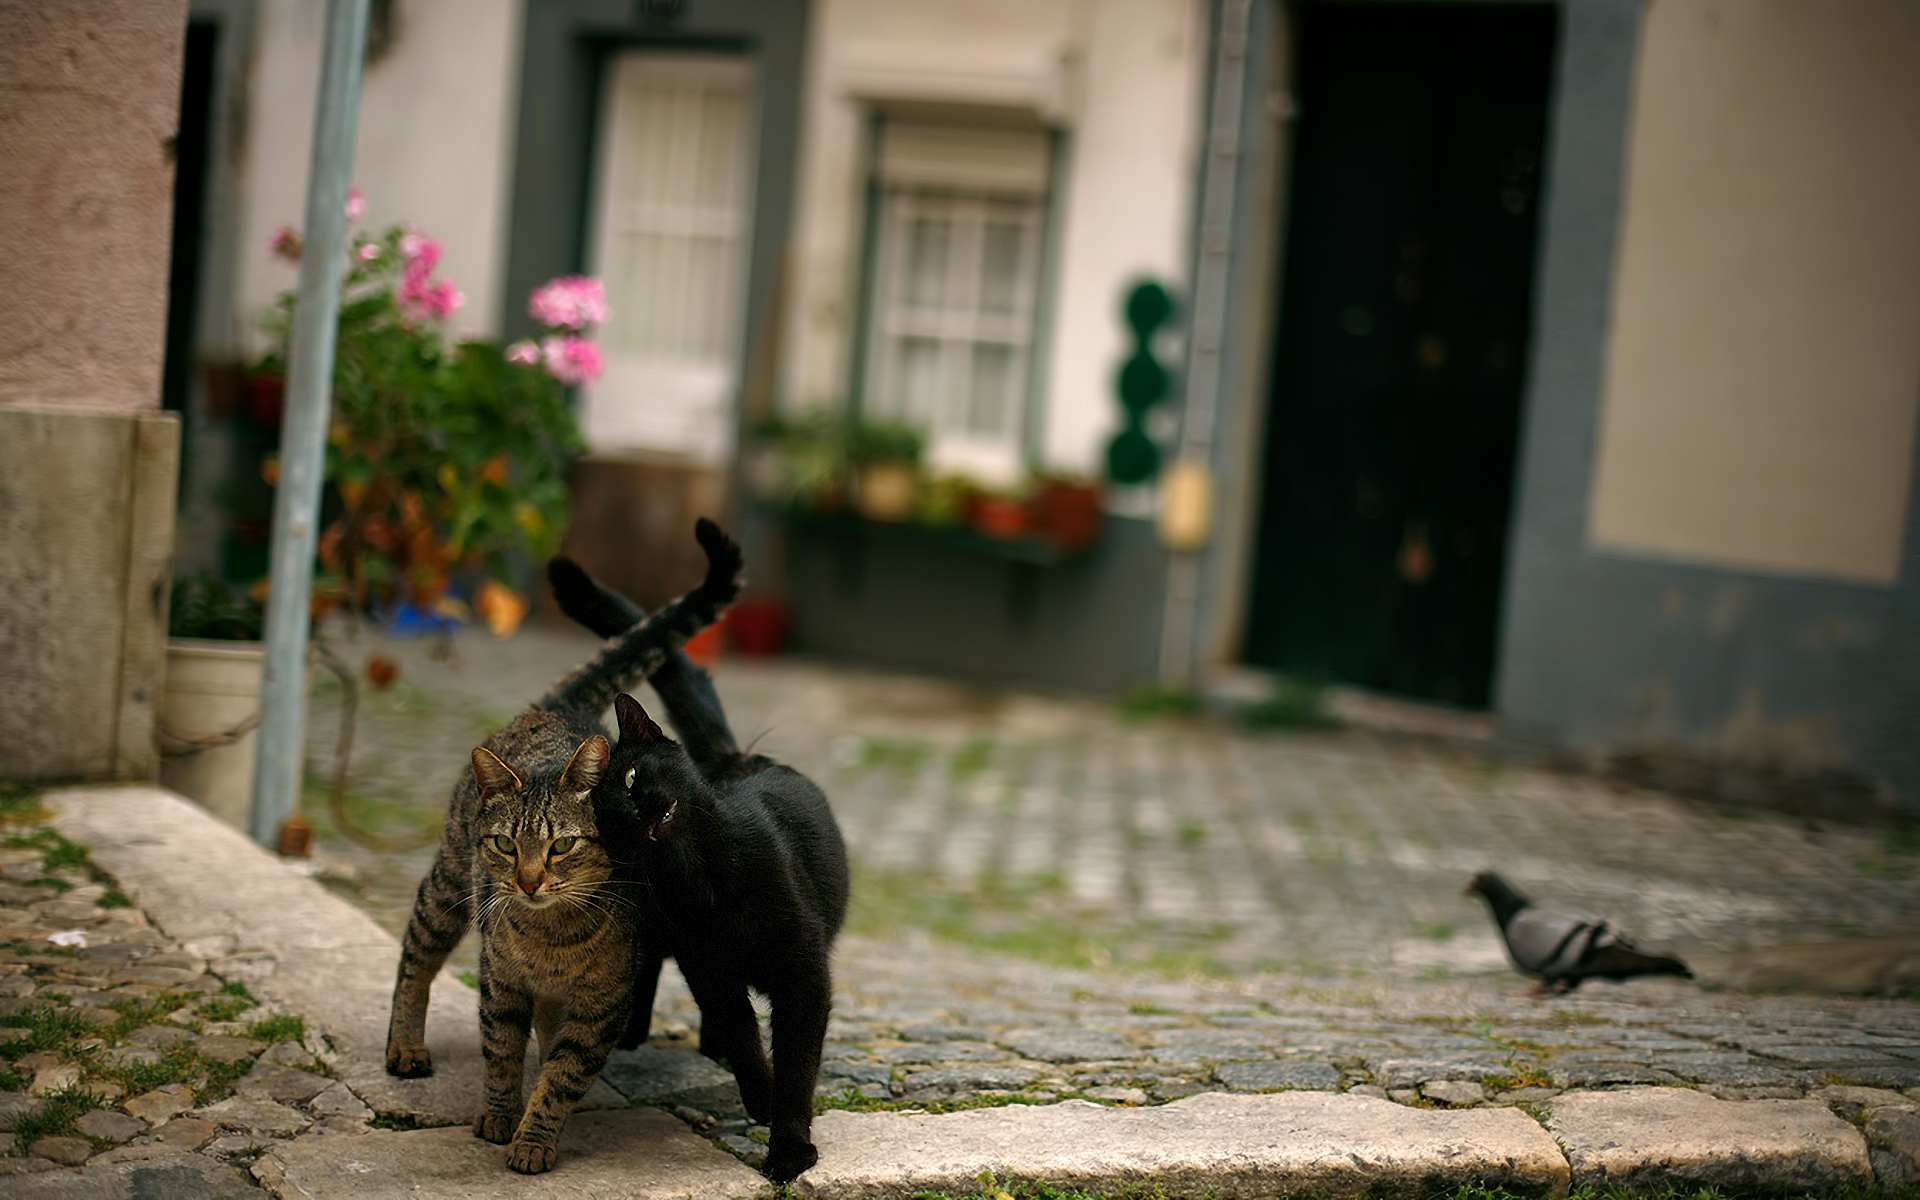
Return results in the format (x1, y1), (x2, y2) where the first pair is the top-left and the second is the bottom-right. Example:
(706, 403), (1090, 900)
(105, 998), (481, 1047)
(1158, 456), (1213, 551)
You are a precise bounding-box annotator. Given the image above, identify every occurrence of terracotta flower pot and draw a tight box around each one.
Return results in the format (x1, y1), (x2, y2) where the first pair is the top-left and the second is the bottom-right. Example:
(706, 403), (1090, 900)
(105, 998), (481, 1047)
(685, 612), (729, 667)
(729, 597), (789, 657)
(245, 372), (285, 429)
(1033, 480), (1104, 551)
(968, 493), (1031, 540)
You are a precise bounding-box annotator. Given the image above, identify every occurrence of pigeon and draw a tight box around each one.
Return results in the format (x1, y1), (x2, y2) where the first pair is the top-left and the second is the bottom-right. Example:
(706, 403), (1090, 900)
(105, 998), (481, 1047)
(1463, 871), (1693, 995)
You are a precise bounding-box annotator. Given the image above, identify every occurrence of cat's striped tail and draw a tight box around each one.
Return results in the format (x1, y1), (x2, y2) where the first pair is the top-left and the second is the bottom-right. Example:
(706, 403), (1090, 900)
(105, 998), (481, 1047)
(536, 518), (744, 715)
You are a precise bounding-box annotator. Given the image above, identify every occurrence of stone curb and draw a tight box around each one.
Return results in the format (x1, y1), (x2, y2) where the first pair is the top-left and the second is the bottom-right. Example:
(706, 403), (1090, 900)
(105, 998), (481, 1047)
(1549, 1088), (1873, 1190)
(35, 786), (1889, 1199)
(799, 1092), (1568, 1200)
(255, 1108), (764, 1200)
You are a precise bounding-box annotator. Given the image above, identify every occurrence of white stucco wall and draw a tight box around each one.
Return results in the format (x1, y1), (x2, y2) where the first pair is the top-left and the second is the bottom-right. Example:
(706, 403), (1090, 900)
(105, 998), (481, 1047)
(784, 0), (1206, 477)
(230, 0), (523, 353)
(1588, 0), (1920, 585)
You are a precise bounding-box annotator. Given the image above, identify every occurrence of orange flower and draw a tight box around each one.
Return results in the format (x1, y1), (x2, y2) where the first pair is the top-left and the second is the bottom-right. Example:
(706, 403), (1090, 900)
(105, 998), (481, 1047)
(474, 579), (529, 638)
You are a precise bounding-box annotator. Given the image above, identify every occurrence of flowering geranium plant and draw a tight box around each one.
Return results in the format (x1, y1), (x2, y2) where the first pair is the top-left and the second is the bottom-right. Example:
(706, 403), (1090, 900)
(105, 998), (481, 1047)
(257, 194), (602, 632)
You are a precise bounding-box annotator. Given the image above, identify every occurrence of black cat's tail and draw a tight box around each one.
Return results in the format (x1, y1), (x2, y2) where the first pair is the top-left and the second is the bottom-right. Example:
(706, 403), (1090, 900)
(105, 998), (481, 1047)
(546, 553), (741, 766)
(536, 519), (744, 716)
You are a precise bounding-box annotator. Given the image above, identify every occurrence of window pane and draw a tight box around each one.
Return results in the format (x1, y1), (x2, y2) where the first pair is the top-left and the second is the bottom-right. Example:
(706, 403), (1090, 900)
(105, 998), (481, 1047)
(693, 90), (742, 210)
(968, 342), (1016, 437)
(979, 221), (1024, 317)
(903, 215), (950, 310)
(896, 336), (943, 425)
(685, 236), (727, 358)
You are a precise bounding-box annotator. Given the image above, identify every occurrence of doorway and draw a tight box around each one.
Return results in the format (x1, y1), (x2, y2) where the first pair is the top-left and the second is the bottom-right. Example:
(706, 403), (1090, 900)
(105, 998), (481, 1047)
(583, 52), (759, 465)
(1242, 2), (1557, 708)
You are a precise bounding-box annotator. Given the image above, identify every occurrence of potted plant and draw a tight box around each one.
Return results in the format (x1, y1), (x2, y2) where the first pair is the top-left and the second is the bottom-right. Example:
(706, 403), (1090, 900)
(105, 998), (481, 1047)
(846, 416), (925, 522)
(160, 573), (267, 833)
(250, 197), (598, 850)
(967, 482), (1033, 540)
(1031, 471), (1104, 551)
(750, 410), (850, 512)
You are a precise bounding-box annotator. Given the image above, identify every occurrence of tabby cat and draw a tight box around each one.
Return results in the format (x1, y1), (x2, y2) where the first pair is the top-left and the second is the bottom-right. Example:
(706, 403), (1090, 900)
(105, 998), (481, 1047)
(548, 558), (849, 1183)
(383, 519), (742, 1175)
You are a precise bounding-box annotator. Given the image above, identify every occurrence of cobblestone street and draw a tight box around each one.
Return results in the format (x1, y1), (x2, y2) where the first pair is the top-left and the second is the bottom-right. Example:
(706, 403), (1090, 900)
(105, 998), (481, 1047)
(307, 620), (1920, 987)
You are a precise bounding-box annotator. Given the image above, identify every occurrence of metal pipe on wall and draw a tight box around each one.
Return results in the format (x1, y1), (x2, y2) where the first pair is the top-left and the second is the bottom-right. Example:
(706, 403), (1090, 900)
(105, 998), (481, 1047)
(249, 0), (371, 847)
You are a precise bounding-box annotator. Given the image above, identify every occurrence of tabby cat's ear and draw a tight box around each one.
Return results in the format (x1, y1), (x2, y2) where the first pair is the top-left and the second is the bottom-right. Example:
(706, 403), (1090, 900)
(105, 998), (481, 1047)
(561, 735), (610, 794)
(471, 747), (523, 800)
(614, 693), (666, 744)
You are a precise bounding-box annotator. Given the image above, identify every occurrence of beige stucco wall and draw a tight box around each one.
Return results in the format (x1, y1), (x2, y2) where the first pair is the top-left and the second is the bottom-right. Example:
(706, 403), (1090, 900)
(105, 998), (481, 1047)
(1588, 0), (1920, 585)
(233, 0), (523, 351)
(0, 1), (185, 782)
(0, 0), (187, 412)
(783, 0), (1205, 478)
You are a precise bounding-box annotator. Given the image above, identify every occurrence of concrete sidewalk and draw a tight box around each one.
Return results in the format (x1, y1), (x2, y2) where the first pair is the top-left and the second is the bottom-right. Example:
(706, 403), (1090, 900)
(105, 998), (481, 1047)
(13, 784), (1917, 1198)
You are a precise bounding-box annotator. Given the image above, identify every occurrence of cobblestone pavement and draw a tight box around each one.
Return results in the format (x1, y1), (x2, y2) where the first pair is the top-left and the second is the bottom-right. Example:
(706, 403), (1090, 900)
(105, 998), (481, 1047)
(8, 771), (1920, 1189)
(0, 815), (351, 1189)
(307, 621), (1920, 986)
(276, 621), (1920, 1174)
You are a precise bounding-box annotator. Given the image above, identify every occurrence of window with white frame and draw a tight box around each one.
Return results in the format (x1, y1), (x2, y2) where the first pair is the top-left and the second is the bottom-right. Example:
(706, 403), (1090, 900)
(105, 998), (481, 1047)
(863, 122), (1052, 483)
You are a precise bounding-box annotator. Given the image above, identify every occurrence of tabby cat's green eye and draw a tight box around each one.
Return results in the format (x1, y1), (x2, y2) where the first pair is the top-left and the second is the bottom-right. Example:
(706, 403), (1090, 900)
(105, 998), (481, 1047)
(549, 837), (577, 856)
(489, 834), (515, 855)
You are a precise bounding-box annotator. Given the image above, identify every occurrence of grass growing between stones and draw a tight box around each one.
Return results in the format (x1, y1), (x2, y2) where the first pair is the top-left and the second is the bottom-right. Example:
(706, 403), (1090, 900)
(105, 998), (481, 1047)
(0, 986), (264, 1123)
(249, 1013), (307, 1043)
(846, 865), (1239, 978)
(906, 1174), (1180, 1200)
(10, 1083), (109, 1154)
(0, 781), (49, 826)
(813, 1086), (1066, 1118)
(1480, 1064), (1554, 1091)
(197, 980), (261, 1023)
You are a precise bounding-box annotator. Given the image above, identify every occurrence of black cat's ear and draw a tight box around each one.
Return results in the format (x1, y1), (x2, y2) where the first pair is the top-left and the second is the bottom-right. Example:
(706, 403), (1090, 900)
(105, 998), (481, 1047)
(471, 747), (523, 800)
(561, 735), (610, 794)
(614, 693), (666, 744)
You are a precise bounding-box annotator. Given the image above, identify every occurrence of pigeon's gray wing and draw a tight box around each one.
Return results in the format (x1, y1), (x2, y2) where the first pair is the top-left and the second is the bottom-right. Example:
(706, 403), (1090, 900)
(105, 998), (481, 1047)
(1500, 907), (1606, 981)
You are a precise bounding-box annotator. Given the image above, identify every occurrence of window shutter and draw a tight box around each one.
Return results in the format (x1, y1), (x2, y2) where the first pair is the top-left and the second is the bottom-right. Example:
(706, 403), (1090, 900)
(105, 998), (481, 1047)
(876, 124), (1050, 195)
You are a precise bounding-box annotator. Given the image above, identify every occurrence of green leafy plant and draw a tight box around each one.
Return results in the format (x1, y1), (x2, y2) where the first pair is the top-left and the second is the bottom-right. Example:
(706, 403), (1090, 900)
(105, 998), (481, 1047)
(167, 572), (266, 641)
(1240, 676), (1340, 731)
(258, 210), (590, 625)
(843, 415), (926, 465)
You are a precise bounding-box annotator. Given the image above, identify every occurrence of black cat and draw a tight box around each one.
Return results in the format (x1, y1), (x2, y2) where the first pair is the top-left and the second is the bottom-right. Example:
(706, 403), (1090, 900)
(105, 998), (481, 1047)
(547, 558), (850, 1184)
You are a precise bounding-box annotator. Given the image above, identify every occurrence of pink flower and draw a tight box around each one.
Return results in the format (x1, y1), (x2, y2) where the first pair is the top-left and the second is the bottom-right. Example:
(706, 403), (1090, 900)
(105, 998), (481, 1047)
(356, 242), (380, 261)
(399, 231), (442, 275)
(400, 273), (464, 321)
(528, 276), (608, 330)
(345, 184), (366, 221)
(540, 334), (603, 385)
(505, 340), (540, 366)
(268, 225), (302, 262)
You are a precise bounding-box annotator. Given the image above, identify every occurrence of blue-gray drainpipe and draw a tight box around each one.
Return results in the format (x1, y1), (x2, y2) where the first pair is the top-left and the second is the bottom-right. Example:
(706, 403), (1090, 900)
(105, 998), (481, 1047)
(249, 0), (371, 847)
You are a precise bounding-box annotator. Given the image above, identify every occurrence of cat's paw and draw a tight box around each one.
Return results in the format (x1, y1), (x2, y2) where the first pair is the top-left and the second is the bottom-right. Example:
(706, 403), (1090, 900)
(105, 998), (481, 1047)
(473, 1112), (517, 1144)
(385, 1045), (433, 1077)
(763, 1139), (819, 1183)
(506, 1136), (558, 1174)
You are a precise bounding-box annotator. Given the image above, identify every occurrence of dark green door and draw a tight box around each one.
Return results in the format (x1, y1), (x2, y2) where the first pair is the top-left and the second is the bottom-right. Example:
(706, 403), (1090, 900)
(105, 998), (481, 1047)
(1242, 2), (1557, 708)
